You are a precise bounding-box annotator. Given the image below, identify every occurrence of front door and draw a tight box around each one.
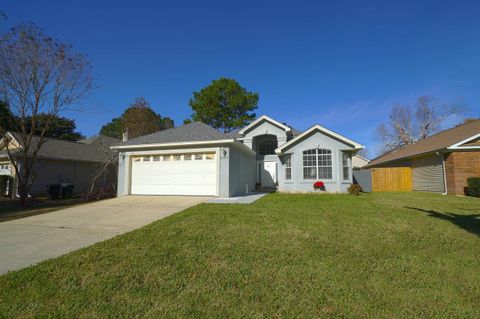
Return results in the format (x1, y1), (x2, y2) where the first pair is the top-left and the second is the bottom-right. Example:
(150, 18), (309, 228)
(258, 161), (277, 188)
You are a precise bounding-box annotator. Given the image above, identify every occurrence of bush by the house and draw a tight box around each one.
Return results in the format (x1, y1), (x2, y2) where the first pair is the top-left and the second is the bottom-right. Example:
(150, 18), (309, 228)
(46, 183), (75, 200)
(466, 177), (480, 197)
(87, 185), (116, 201)
(347, 184), (362, 195)
(0, 175), (13, 196)
(313, 181), (325, 191)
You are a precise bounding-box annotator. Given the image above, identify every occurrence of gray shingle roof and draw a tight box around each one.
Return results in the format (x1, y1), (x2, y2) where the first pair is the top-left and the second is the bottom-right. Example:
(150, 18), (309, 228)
(1, 133), (120, 163)
(120, 121), (230, 146)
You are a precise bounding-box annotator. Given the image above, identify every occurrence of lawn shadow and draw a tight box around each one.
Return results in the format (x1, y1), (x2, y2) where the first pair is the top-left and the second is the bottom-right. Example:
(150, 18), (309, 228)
(405, 207), (480, 237)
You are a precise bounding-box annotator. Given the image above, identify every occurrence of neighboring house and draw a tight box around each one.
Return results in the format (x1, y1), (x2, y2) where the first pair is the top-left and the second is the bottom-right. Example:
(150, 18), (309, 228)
(0, 133), (120, 196)
(367, 119), (480, 195)
(113, 115), (364, 197)
(352, 154), (370, 168)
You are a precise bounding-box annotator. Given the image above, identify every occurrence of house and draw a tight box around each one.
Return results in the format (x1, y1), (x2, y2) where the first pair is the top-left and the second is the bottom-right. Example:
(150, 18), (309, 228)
(113, 115), (364, 197)
(367, 119), (480, 195)
(0, 133), (120, 196)
(352, 154), (370, 168)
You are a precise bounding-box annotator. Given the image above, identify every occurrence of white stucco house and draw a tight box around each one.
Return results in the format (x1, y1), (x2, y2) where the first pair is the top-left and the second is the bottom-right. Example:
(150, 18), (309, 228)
(113, 115), (364, 197)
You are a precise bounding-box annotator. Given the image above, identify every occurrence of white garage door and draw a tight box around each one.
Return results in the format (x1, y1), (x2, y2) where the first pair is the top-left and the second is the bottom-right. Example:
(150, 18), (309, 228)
(131, 152), (217, 196)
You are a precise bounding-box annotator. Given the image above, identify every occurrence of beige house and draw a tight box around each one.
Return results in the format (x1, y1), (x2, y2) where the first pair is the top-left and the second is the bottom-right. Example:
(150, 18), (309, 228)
(0, 133), (120, 196)
(352, 154), (370, 168)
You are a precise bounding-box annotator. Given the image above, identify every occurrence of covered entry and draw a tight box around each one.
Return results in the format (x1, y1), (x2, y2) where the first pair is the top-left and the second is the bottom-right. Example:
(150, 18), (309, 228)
(130, 152), (217, 196)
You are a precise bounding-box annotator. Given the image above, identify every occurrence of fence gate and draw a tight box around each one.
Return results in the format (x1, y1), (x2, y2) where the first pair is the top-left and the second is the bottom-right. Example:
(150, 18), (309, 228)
(371, 167), (412, 192)
(353, 169), (372, 192)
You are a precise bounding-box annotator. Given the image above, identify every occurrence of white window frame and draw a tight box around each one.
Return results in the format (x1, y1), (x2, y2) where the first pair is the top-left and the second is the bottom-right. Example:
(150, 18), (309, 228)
(302, 148), (333, 180)
(342, 152), (350, 181)
(284, 154), (292, 180)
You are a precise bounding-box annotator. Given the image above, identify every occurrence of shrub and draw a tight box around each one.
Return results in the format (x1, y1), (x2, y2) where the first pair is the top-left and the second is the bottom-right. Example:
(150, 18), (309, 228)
(313, 181), (325, 191)
(347, 184), (362, 195)
(466, 177), (480, 197)
(87, 185), (116, 201)
(0, 175), (13, 196)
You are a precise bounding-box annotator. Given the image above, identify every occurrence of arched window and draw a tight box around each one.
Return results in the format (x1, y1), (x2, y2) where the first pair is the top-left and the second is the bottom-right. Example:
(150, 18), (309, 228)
(258, 139), (278, 155)
(303, 149), (332, 179)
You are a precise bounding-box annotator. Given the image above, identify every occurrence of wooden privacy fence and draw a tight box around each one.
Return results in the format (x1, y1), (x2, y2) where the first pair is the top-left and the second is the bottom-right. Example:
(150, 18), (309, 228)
(371, 167), (412, 192)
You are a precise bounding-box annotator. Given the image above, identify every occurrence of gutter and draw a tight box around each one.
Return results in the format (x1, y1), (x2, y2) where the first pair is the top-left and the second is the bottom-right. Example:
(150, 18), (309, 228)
(366, 149), (448, 169)
(111, 139), (236, 150)
(111, 139), (256, 156)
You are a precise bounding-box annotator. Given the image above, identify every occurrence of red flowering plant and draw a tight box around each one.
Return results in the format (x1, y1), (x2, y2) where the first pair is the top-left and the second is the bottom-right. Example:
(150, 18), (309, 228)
(313, 181), (325, 191)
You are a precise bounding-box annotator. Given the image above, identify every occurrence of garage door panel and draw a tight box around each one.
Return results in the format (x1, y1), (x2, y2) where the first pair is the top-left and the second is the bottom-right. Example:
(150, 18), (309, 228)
(131, 154), (217, 196)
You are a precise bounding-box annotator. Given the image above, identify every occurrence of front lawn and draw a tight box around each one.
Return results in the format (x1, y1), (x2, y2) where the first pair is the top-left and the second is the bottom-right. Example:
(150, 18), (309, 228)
(1, 193), (479, 318)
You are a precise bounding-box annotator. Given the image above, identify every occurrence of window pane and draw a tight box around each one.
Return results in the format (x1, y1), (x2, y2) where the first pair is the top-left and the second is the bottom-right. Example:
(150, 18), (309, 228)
(173, 155), (181, 161)
(143, 156), (150, 162)
(303, 167), (317, 179)
(194, 154), (203, 160)
(205, 153), (215, 160)
(343, 167), (349, 180)
(183, 154), (192, 161)
(318, 167), (332, 179)
(258, 139), (278, 156)
(152, 156), (161, 161)
(284, 155), (292, 180)
(134, 157), (141, 162)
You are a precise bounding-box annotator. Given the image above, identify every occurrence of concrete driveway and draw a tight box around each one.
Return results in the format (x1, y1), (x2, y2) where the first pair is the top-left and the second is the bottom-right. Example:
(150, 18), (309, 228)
(0, 196), (209, 275)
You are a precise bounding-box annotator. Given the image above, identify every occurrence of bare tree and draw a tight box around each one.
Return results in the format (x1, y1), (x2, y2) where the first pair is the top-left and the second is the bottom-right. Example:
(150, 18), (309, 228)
(87, 138), (118, 201)
(377, 96), (462, 152)
(0, 23), (93, 206)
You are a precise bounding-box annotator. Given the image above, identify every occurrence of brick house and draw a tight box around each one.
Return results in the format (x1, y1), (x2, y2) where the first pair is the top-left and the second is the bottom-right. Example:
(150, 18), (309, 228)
(368, 119), (480, 195)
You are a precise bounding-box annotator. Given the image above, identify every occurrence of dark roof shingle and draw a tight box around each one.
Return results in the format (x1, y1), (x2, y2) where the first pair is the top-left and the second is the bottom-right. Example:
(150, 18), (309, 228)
(120, 121), (230, 146)
(1, 133), (120, 162)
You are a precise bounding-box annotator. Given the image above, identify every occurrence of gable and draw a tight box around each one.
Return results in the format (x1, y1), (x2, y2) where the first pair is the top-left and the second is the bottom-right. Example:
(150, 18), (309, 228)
(0, 133), (21, 151)
(242, 120), (288, 140)
(280, 130), (359, 154)
(275, 125), (363, 154)
(239, 115), (291, 136)
(455, 134), (480, 148)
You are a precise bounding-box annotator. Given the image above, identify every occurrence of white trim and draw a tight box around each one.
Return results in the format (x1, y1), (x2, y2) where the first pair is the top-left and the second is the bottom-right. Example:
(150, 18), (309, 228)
(239, 115), (291, 135)
(300, 147), (335, 182)
(114, 139), (255, 156)
(0, 132), (21, 151)
(441, 153), (448, 195)
(127, 147), (220, 197)
(275, 124), (364, 154)
(353, 154), (370, 163)
(114, 139), (226, 149)
(447, 132), (480, 149)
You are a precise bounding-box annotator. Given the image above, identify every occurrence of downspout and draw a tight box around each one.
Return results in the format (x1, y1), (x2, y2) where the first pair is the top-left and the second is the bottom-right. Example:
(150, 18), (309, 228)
(439, 152), (448, 195)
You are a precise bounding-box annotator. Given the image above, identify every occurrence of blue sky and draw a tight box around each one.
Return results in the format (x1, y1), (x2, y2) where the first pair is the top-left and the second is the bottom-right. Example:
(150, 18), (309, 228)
(2, 1), (480, 155)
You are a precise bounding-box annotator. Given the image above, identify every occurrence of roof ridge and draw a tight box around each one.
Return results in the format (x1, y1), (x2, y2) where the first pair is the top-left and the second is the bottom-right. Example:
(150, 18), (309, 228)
(416, 118), (480, 141)
(9, 131), (86, 145)
(124, 121), (225, 143)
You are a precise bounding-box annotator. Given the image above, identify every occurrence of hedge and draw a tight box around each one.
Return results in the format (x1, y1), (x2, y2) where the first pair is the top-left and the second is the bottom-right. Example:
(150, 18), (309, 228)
(466, 177), (480, 197)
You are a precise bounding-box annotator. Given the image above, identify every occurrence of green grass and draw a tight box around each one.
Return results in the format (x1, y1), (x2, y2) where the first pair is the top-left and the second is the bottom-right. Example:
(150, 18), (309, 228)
(1, 192), (479, 318)
(0, 197), (86, 222)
